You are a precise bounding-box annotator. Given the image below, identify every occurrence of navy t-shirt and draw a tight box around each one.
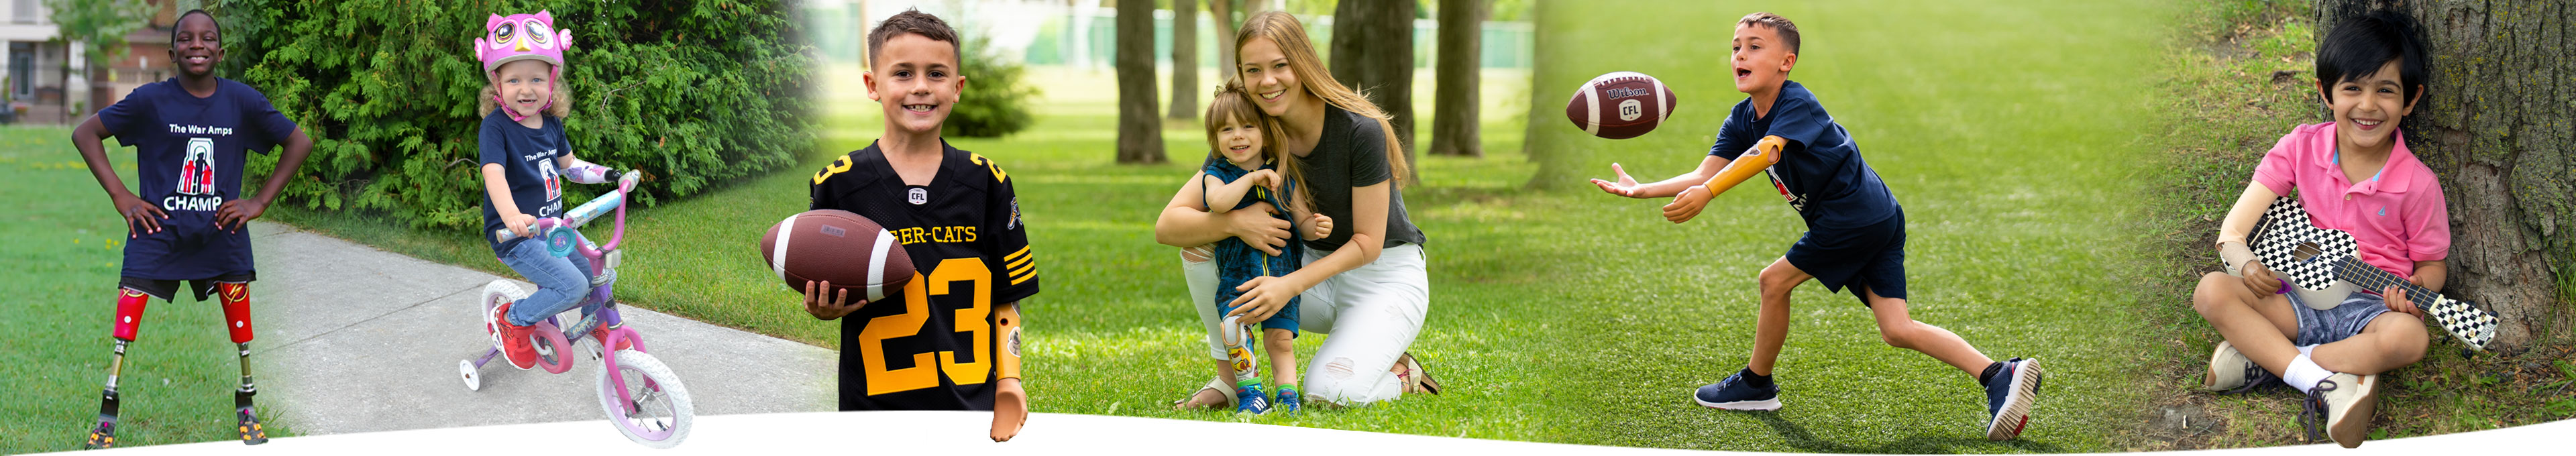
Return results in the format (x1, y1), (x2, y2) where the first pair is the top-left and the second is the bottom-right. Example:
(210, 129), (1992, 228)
(1709, 80), (1900, 229)
(95, 78), (299, 280)
(478, 110), (570, 255)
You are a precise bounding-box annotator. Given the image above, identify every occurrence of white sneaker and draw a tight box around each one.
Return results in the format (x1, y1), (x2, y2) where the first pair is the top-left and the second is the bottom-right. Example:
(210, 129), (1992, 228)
(2300, 373), (2379, 448)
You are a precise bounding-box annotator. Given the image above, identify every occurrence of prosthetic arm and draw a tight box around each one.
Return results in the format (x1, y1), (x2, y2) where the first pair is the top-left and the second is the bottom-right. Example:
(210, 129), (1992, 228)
(1701, 135), (1788, 196)
(991, 302), (1028, 442)
(563, 157), (616, 184)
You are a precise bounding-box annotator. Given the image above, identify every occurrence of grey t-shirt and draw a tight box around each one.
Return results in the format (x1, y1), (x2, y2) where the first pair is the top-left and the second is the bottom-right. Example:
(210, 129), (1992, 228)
(1297, 105), (1427, 251)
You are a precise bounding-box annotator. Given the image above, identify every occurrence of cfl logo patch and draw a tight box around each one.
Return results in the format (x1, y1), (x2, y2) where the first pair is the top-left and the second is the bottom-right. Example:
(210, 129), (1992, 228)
(176, 138), (217, 196)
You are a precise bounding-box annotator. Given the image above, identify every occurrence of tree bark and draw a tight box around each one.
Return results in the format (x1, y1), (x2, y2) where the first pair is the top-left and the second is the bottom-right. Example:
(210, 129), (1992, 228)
(1169, 0), (1200, 119)
(1210, 0), (1240, 76)
(1330, 0), (1419, 181)
(1429, 0), (1485, 157)
(1117, 0), (1168, 164)
(2317, 0), (2575, 349)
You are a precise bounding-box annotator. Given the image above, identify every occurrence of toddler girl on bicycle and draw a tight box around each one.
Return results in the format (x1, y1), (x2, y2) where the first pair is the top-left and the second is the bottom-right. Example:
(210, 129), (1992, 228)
(474, 11), (621, 369)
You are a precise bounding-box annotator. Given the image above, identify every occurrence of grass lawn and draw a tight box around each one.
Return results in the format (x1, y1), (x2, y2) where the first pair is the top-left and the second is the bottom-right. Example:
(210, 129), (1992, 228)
(2129, 1), (2576, 449)
(264, 50), (1568, 440)
(1525, 1), (2161, 452)
(0, 126), (294, 453)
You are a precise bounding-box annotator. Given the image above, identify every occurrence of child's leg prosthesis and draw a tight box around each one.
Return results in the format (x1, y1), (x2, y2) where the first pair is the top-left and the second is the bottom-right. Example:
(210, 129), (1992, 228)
(90, 280), (268, 449)
(89, 288), (151, 449)
(215, 282), (270, 445)
(1221, 315), (1272, 412)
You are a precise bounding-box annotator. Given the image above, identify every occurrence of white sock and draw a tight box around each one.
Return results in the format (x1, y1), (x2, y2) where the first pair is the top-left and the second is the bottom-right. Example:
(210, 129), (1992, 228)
(2282, 353), (2336, 393)
(2297, 344), (2316, 357)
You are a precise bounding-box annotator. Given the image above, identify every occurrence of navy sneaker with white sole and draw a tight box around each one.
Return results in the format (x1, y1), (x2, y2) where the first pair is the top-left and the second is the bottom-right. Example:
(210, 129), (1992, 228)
(1983, 357), (2044, 441)
(1692, 370), (1781, 410)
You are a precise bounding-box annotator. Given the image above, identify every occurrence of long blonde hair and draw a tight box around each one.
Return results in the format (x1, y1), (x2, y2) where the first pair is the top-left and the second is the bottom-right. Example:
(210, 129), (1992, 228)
(1234, 11), (1410, 188)
(1205, 78), (1311, 209)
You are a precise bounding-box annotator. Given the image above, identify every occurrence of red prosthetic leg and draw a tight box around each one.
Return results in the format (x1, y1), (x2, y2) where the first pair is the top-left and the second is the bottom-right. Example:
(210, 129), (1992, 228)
(86, 289), (151, 449)
(217, 282), (269, 445)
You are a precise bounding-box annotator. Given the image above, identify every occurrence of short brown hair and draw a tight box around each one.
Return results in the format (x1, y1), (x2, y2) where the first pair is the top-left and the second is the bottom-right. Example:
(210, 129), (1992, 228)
(1737, 12), (1800, 54)
(866, 9), (963, 66)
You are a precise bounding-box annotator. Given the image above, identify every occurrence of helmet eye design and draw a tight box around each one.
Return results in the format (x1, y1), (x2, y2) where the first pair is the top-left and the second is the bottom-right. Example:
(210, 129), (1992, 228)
(525, 19), (554, 49)
(490, 21), (517, 48)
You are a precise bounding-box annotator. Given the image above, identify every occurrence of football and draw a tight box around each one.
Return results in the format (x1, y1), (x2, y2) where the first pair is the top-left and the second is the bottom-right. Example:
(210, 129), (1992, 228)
(1564, 71), (1677, 139)
(761, 209), (914, 302)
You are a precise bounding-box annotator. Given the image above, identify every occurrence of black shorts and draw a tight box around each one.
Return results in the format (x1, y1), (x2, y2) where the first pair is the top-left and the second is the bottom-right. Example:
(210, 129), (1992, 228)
(1784, 213), (1906, 307)
(120, 272), (257, 302)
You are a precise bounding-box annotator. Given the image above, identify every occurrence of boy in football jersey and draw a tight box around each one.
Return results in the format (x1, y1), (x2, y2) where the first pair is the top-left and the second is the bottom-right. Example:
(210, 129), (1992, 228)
(800, 9), (1037, 443)
(68, 9), (312, 448)
(1589, 13), (2043, 440)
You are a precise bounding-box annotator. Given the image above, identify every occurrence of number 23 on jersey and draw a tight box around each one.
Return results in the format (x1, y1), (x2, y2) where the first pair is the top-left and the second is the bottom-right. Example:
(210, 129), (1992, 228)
(857, 258), (994, 396)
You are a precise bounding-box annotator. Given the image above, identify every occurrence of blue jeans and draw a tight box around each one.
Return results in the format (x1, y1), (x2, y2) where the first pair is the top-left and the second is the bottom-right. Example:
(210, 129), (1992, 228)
(498, 239), (595, 326)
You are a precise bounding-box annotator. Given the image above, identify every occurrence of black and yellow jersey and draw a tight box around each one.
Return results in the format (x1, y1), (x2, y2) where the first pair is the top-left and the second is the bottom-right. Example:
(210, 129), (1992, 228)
(810, 139), (1038, 411)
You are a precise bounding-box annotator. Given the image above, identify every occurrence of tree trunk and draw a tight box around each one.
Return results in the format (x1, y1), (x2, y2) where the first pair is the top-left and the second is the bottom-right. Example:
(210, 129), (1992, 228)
(1330, 0), (1419, 182)
(1428, 0), (1484, 157)
(1520, 0), (1564, 190)
(1169, 0), (1200, 119)
(2317, 0), (2575, 349)
(1117, 0), (1168, 164)
(1210, 0), (1240, 78)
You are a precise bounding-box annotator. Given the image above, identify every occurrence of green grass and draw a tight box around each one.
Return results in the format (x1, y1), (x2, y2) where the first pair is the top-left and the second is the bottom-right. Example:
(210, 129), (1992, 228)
(2129, 1), (2576, 449)
(0, 126), (294, 453)
(1525, 1), (2163, 452)
(266, 57), (1564, 439)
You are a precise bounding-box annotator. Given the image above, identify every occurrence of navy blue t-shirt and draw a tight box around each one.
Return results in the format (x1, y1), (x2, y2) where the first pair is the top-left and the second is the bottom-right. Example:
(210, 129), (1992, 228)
(478, 109), (570, 255)
(1709, 80), (1900, 229)
(95, 78), (299, 280)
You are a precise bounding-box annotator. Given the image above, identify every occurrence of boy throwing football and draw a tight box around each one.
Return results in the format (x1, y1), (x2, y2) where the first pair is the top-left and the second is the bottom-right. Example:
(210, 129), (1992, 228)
(1589, 12), (2043, 440)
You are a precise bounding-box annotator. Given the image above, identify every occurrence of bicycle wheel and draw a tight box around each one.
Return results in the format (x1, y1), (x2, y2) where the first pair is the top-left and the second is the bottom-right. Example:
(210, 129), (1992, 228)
(594, 349), (693, 448)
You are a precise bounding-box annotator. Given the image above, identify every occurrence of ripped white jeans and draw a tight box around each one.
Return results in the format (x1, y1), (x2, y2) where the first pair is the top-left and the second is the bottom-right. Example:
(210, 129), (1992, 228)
(1185, 243), (1430, 407)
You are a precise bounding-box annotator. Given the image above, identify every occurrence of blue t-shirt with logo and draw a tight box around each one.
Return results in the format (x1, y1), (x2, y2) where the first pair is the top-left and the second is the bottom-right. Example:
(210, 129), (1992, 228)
(94, 77), (299, 280)
(1708, 80), (1900, 230)
(478, 109), (570, 255)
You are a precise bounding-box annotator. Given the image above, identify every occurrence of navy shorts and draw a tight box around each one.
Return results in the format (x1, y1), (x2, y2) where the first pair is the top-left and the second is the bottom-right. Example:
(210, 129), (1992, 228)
(2289, 291), (2392, 346)
(120, 272), (257, 302)
(1784, 213), (1906, 307)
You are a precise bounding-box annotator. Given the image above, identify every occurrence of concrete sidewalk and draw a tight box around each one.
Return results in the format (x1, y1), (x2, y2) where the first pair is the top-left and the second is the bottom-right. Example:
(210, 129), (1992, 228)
(245, 221), (834, 435)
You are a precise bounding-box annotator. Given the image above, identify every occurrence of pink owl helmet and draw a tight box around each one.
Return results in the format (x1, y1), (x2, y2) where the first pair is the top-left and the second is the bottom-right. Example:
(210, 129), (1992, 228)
(476, 10), (573, 121)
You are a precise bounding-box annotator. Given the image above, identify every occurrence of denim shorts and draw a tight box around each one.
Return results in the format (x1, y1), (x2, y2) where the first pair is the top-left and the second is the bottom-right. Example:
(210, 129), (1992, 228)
(2290, 291), (2391, 346)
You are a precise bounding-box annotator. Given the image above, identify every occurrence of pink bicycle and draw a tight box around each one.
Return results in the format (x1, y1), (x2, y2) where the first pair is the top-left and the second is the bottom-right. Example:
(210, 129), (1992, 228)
(457, 171), (694, 448)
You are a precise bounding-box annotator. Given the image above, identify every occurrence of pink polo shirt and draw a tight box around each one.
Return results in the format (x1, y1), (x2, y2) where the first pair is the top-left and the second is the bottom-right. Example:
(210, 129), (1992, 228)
(2253, 122), (2450, 280)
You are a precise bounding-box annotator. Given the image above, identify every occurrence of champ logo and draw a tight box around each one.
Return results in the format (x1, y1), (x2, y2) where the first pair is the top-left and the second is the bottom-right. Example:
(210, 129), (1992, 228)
(539, 158), (561, 201)
(164, 137), (227, 211)
(176, 138), (217, 196)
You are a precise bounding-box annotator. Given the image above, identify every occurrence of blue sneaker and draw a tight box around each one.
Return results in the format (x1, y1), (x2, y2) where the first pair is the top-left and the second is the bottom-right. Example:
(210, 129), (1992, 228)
(1692, 370), (1781, 410)
(1275, 386), (1302, 413)
(1983, 357), (2043, 441)
(1234, 384), (1271, 414)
